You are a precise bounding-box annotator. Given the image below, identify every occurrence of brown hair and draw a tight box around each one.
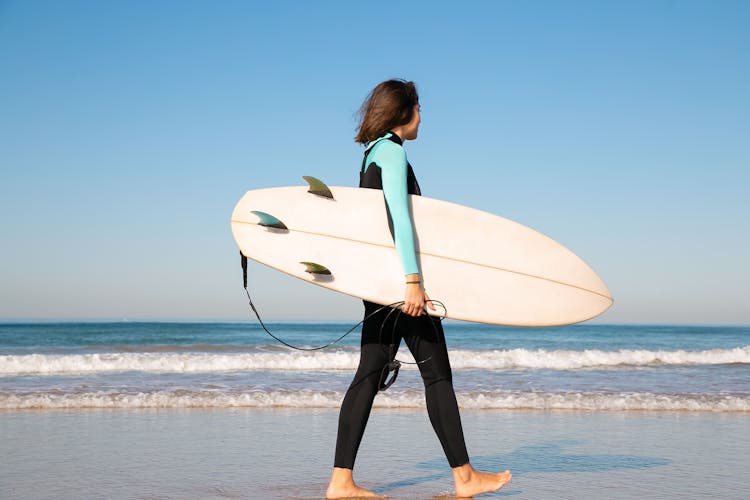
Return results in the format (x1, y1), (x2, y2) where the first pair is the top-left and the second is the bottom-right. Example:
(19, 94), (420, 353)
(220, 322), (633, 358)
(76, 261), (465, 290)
(355, 79), (419, 144)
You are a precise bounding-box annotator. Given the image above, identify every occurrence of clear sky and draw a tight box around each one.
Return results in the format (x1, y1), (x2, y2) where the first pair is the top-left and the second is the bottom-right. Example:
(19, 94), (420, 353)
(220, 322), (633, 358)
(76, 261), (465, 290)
(1, 0), (748, 324)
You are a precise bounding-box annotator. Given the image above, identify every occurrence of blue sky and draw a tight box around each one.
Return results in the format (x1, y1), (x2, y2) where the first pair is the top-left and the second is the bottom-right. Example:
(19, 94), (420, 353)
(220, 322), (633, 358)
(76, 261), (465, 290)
(1, 0), (748, 324)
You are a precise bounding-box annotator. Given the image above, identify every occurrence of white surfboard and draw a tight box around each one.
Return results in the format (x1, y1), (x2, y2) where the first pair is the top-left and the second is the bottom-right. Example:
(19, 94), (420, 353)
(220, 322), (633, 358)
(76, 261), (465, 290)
(230, 177), (612, 326)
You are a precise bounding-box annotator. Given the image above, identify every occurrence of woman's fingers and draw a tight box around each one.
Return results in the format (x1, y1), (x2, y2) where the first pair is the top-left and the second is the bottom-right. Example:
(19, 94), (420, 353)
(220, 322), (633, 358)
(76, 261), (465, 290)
(403, 283), (428, 316)
(403, 300), (423, 316)
(411, 301), (426, 316)
(425, 291), (436, 311)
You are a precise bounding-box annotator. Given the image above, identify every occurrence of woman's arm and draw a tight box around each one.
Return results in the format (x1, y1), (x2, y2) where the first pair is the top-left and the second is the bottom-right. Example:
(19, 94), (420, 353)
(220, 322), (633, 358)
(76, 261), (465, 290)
(373, 140), (419, 276)
(371, 141), (434, 316)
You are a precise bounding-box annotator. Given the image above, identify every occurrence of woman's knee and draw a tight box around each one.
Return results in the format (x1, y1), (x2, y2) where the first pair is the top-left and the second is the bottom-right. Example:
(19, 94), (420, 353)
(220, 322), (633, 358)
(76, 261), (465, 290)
(349, 347), (391, 389)
(418, 357), (453, 387)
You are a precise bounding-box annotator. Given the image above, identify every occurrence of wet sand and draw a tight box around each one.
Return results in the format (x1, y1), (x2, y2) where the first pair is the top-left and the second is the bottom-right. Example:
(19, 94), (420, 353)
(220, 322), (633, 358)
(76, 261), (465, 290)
(1, 408), (748, 499)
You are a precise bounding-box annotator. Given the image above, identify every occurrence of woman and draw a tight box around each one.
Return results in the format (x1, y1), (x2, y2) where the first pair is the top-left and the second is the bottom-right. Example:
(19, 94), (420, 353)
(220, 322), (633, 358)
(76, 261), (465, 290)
(326, 79), (512, 498)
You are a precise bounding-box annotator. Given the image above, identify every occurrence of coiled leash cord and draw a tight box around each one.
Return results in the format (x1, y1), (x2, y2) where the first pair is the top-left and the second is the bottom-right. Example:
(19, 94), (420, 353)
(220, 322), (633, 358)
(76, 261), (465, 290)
(372, 298), (447, 390)
(241, 253), (447, 391)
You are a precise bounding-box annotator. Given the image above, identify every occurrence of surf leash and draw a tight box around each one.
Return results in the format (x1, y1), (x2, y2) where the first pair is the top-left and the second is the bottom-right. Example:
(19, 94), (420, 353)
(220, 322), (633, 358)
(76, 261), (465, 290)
(241, 252), (447, 391)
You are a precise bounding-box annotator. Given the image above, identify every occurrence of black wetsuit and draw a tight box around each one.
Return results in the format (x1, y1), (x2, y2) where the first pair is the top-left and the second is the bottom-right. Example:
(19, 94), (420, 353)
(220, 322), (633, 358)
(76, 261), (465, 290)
(333, 132), (470, 469)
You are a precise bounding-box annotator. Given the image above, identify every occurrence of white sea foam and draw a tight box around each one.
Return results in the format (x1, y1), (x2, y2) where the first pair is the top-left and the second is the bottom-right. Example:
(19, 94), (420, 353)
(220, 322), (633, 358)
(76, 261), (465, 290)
(1, 346), (748, 375)
(1, 390), (747, 412)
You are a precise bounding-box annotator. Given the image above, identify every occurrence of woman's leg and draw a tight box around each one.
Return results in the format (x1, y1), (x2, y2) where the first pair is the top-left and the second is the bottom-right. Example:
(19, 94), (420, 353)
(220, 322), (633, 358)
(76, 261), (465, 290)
(402, 314), (469, 467)
(332, 341), (390, 468)
(403, 315), (512, 496)
(327, 301), (399, 499)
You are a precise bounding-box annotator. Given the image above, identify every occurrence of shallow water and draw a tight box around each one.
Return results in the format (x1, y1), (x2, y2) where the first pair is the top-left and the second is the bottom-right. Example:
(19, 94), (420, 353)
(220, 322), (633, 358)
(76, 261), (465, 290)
(1, 323), (749, 412)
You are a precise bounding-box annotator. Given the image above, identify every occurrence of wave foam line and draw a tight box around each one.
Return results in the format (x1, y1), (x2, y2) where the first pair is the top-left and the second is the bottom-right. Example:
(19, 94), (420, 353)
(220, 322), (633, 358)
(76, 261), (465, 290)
(1, 346), (749, 375)
(1, 390), (747, 412)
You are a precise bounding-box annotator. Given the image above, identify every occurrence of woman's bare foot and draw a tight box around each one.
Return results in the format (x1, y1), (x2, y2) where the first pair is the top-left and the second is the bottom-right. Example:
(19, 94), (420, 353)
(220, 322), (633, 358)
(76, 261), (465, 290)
(452, 463), (511, 498)
(326, 467), (383, 499)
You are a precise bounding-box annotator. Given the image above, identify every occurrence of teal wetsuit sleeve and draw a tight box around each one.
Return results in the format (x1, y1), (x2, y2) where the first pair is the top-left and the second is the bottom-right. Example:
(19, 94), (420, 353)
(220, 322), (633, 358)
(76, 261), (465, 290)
(369, 141), (420, 276)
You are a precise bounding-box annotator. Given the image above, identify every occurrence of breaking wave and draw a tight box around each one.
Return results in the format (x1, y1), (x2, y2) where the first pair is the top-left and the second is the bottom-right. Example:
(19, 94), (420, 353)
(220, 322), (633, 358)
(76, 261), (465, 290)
(1, 389), (747, 412)
(1, 346), (748, 375)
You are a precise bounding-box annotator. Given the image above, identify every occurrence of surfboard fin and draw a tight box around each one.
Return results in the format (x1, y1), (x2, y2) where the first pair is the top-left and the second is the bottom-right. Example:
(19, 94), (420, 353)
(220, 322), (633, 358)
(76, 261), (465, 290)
(300, 261), (332, 275)
(302, 176), (334, 200)
(250, 211), (288, 230)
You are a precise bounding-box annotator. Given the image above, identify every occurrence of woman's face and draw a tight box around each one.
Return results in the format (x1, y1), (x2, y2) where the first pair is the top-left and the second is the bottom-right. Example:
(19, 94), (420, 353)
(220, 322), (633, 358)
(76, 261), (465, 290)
(402, 104), (421, 140)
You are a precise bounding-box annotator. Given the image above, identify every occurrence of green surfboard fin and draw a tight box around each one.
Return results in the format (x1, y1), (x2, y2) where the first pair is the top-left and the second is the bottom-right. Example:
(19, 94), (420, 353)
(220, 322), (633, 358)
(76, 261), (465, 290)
(302, 176), (334, 199)
(300, 261), (332, 275)
(250, 211), (288, 230)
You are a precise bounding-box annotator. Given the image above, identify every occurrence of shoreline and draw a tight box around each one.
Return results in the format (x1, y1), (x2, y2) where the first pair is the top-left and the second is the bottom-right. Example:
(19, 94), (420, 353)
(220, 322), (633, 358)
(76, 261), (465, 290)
(2, 405), (750, 414)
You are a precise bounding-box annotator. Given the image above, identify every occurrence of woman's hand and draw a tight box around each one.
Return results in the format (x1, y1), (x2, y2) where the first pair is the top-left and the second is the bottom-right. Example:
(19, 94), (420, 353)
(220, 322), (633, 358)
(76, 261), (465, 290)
(403, 274), (437, 317)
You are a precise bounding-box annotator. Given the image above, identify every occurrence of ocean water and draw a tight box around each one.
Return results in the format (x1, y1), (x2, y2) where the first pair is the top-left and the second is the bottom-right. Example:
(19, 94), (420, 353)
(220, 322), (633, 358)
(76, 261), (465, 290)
(2, 321), (748, 412)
